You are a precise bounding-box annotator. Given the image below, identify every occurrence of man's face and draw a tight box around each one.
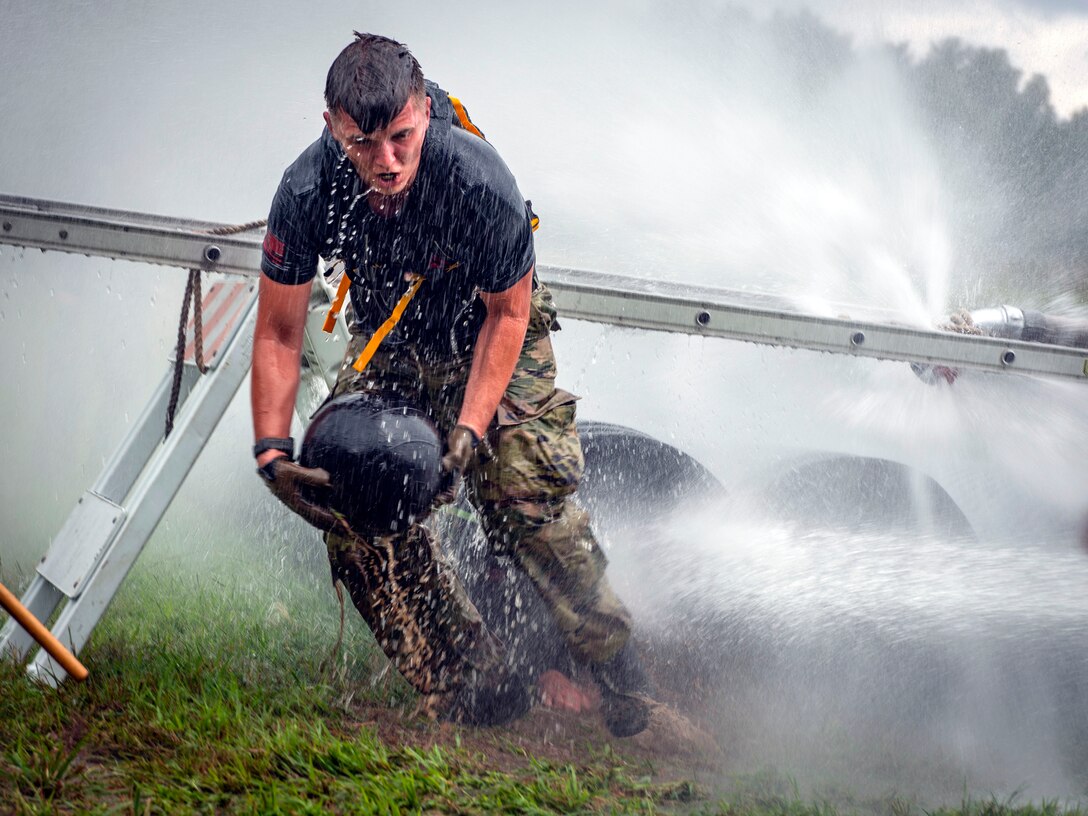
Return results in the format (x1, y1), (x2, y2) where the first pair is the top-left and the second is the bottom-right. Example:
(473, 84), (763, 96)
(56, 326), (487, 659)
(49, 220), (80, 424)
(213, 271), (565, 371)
(324, 95), (431, 199)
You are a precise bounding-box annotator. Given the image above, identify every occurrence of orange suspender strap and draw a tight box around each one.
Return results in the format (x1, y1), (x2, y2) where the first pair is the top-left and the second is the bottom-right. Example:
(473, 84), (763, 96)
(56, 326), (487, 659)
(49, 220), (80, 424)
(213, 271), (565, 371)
(448, 95), (486, 140)
(351, 276), (427, 372)
(327, 92), (538, 370)
(322, 272), (352, 333)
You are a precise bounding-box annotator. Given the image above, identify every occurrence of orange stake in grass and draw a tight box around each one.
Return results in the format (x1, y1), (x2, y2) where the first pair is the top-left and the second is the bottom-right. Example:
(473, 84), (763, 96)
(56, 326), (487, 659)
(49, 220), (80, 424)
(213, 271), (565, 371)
(0, 580), (88, 681)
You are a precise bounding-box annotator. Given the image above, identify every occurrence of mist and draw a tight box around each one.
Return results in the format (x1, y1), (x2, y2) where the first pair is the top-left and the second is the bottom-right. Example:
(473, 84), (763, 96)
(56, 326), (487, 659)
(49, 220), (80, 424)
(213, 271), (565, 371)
(3, 0), (1087, 806)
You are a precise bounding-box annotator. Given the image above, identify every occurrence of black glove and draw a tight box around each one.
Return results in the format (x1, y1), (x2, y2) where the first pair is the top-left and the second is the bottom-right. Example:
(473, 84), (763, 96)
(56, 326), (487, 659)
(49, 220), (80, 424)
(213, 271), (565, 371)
(258, 457), (338, 532)
(436, 425), (480, 505)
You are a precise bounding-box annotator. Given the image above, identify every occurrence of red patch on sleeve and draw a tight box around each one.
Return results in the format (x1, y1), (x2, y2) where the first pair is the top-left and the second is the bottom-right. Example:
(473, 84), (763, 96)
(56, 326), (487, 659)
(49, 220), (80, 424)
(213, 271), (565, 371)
(263, 231), (286, 266)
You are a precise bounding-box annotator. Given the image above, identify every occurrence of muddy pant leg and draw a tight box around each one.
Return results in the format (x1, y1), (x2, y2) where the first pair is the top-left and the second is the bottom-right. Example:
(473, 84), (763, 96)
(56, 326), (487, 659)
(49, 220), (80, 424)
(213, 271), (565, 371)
(326, 524), (478, 697)
(466, 294), (637, 670)
(474, 497), (633, 666)
(322, 336), (529, 724)
(326, 523), (530, 724)
(471, 489), (651, 736)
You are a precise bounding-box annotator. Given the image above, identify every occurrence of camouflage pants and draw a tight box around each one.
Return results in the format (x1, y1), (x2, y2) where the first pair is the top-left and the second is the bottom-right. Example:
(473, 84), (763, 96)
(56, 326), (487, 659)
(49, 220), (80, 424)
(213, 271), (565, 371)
(324, 283), (633, 709)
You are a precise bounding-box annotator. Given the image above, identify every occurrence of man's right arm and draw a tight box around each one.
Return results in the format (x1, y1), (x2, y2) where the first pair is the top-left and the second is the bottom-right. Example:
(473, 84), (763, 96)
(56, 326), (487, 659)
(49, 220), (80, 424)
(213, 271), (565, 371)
(251, 273), (311, 467)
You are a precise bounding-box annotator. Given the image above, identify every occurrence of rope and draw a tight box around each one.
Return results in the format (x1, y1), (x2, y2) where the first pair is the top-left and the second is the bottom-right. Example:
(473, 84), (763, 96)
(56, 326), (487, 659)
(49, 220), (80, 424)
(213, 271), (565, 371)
(319, 579), (348, 679)
(318, 513), (369, 678)
(163, 217), (264, 437)
(202, 218), (267, 236)
(165, 269), (208, 438)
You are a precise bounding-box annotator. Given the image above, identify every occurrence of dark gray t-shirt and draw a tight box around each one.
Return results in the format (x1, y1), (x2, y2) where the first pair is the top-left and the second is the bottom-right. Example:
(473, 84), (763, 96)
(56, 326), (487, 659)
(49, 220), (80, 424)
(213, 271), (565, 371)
(261, 83), (536, 360)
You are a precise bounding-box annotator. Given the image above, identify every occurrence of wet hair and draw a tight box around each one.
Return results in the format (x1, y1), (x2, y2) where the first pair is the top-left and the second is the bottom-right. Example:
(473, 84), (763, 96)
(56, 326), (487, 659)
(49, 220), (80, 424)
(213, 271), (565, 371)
(324, 32), (425, 134)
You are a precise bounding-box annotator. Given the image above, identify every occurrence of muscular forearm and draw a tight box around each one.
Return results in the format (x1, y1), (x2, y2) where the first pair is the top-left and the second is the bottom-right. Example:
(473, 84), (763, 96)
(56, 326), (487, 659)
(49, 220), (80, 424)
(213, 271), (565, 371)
(459, 312), (527, 437)
(251, 275), (310, 466)
(458, 271), (532, 438)
(252, 338), (303, 460)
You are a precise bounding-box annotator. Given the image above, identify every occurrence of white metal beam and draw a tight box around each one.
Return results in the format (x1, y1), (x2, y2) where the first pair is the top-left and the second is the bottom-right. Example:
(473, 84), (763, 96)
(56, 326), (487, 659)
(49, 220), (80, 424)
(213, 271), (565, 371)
(0, 194), (263, 276)
(2, 193), (1085, 383)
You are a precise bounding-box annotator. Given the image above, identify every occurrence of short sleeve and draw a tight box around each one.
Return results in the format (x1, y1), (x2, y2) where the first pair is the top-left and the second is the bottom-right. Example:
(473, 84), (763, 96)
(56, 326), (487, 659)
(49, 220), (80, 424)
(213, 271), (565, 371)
(260, 177), (321, 285)
(473, 196), (536, 294)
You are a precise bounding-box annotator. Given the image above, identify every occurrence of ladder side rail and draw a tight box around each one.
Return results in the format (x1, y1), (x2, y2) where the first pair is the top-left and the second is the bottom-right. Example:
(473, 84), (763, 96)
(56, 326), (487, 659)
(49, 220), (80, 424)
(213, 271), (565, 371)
(26, 293), (259, 684)
(0, 193), (263, 235)
(546, 280), (1088, 383)
(0, 196), (262, 277)
(2, 193), (1084, 383)
(96, 367), (201, 504)
(31, 365), (203, 603)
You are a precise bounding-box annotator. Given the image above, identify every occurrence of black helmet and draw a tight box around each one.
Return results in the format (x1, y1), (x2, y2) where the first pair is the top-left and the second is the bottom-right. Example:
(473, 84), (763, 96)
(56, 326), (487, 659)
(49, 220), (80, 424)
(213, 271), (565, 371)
(300, 393), (443, 536)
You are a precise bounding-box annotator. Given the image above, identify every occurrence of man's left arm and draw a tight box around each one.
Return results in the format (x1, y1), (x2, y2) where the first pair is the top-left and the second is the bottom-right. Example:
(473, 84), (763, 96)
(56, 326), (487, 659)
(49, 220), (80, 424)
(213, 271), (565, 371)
(460, 267), (533, 436)
(441, 267), (532, 476)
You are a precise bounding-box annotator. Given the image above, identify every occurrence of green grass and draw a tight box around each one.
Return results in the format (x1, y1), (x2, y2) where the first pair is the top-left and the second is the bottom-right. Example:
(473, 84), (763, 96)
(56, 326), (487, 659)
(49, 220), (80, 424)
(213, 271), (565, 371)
(0, 554), (681, 814)
(2, 552), (1088, 814)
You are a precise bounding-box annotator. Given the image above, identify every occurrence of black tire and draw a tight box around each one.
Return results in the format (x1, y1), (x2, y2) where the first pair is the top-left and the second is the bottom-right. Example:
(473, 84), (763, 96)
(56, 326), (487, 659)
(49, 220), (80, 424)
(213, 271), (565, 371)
(578, 420), (725, 530)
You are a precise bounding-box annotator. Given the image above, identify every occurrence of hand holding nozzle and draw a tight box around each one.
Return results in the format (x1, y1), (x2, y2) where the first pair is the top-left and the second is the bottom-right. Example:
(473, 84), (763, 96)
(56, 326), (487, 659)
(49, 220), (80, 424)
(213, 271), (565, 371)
(942, 305), (1088, 348)
(918, 304), (1088, 386)
(941, 309), (985, 336)
(918, 306), (1021, 385)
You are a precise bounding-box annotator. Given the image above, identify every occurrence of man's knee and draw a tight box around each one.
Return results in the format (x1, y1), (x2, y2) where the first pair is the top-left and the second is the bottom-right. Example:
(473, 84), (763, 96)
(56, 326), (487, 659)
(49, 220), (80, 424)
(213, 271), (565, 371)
(486, 499), (602, 578)
(483, 497), (633, 664)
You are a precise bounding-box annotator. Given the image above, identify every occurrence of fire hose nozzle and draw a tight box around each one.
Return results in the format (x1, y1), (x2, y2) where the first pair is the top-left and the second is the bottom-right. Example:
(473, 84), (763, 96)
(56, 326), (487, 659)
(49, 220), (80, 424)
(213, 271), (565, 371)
(966, 305), (1026, 340)
(963, 306), (1088, 349)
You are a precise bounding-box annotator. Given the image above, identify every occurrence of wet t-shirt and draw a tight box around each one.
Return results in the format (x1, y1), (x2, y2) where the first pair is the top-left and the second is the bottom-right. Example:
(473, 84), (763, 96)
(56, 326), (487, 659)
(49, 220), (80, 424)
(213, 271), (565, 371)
(261, 82), (536, 361)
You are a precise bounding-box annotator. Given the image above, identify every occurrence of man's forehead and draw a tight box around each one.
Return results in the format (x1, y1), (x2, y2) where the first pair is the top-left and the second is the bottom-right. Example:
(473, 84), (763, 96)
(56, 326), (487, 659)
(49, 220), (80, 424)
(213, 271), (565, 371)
(331, 98), (422, 135)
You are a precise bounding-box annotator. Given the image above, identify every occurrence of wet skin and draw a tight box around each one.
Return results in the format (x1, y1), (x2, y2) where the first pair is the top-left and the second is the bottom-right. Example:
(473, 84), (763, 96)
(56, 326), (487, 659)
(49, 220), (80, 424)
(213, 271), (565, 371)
(539, 669), (598, 714)
(323, 95), (432, 216)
